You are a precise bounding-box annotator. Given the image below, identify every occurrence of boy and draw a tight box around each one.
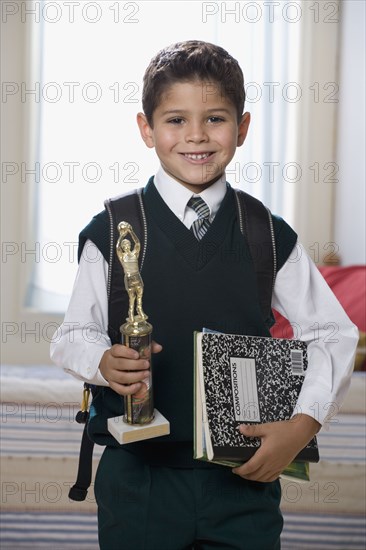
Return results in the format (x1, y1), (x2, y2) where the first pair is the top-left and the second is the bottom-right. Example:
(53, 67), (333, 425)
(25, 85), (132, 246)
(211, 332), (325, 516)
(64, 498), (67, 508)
(51, 41), (358, 549)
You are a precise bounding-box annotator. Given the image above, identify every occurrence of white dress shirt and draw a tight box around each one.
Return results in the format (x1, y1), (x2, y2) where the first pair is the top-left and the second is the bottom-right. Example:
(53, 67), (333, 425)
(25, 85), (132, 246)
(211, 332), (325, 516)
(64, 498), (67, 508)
(50, 167), (359, 427)
(154, 167), (227, 228)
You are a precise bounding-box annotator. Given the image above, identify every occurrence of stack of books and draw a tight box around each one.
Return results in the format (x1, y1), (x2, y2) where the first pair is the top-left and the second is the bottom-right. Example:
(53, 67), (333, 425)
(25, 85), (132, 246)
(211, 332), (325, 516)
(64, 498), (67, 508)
(194, 331), (319, 481)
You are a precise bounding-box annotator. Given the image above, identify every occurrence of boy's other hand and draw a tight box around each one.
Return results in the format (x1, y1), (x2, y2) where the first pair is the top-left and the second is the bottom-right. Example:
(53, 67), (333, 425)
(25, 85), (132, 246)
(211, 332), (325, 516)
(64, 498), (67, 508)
(99, 341), (163, 396)
(232, 414), (321, 482)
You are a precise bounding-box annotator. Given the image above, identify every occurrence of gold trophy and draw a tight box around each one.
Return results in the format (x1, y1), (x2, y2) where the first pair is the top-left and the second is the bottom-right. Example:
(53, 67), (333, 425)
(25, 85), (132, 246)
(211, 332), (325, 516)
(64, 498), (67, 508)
(107, 221), (170, 443)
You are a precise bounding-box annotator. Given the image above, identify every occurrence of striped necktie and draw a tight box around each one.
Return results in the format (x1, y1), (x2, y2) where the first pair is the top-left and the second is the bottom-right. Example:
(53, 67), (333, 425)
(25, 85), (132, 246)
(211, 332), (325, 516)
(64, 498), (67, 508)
(187, 196), (211, 240)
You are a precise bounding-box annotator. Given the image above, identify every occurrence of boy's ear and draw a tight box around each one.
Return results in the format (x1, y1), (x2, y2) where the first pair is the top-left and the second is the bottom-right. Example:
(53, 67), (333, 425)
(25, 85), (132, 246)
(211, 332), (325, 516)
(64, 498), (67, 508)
(237, 112), (251, 147)
(136, 113), (155, 148)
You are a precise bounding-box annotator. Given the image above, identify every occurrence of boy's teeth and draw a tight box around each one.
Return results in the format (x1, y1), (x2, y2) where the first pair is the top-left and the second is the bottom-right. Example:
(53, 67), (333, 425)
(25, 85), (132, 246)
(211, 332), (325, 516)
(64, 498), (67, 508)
(184, 153), (211, 160)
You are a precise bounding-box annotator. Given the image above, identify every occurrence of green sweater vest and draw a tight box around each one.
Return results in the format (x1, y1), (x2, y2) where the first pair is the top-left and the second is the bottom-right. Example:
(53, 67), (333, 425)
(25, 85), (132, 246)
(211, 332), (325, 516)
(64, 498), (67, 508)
(82, 179), (297, 467)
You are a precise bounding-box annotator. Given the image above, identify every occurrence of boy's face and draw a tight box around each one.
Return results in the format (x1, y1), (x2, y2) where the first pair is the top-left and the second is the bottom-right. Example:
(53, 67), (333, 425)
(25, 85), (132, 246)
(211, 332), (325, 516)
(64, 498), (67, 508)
(137, 80), (250, 192)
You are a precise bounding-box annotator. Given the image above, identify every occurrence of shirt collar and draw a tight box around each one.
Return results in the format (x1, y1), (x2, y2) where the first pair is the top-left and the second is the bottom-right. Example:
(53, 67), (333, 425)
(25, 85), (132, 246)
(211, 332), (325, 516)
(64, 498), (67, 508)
(153, 166), (227, 223)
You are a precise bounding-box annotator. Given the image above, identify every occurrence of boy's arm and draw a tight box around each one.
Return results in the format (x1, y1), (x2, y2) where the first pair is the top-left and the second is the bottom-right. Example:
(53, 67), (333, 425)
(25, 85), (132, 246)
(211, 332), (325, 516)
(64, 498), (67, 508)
(271, 242), (358, 426)
(50, 240), (112, 385)
(233, 241), (359, 482)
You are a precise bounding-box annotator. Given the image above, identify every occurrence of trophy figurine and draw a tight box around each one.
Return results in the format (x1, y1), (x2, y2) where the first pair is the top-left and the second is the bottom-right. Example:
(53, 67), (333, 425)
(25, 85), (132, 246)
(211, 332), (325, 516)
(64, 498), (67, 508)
(107, 221), (170, 443)
(116, 221), (153, 425)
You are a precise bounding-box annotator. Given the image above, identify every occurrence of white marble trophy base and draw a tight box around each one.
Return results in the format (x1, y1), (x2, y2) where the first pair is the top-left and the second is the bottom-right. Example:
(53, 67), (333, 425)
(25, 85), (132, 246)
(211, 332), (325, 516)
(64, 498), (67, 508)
(108, 409), (170, 444)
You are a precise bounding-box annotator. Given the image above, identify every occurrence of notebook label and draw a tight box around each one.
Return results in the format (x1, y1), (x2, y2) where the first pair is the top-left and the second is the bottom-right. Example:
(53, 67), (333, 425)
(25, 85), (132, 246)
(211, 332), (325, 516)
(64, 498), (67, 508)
(230, 357), (261, 422)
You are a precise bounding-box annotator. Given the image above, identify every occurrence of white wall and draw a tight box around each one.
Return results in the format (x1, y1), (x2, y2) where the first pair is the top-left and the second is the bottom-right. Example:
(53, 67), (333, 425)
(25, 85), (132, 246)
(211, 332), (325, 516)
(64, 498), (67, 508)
(334, 0), (366, 264)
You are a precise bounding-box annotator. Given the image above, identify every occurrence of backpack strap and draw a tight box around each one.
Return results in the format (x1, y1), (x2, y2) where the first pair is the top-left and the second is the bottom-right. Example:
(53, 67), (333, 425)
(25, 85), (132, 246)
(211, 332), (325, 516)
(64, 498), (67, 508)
(68, 383), (98, 501)
(234, 189), (276, 325)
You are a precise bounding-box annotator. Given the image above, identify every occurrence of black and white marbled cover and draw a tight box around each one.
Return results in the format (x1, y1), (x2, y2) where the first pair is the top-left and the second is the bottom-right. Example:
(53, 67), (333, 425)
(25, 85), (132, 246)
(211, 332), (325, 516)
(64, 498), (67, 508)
(200, 332), (319, 462)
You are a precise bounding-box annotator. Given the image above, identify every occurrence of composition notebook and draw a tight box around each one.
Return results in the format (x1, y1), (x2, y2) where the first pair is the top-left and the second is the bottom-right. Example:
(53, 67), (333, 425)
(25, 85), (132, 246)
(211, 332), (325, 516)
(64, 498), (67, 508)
(194, 331), (319, 478)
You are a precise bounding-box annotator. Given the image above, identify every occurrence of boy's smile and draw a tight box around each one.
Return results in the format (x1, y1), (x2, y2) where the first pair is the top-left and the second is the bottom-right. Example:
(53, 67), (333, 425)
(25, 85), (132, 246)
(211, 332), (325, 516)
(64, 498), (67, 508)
(137, 80), (250, 192)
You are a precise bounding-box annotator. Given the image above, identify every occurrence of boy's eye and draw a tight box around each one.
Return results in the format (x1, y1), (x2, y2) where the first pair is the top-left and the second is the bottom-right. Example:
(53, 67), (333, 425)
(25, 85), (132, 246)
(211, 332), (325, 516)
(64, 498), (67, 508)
(167, 117), (184, 124)
(208, 116), (224, 123)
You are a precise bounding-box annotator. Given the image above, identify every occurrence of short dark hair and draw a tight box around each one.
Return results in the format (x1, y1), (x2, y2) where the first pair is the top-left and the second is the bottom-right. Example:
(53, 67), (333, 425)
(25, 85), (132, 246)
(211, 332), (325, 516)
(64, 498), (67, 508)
(142, 40), (245, 126)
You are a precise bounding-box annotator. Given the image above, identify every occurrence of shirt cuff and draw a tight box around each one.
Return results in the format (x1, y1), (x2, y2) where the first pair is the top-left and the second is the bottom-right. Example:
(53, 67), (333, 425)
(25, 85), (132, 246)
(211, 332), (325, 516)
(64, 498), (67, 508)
(90, 368), (110, 386)
(62, 344), (111, 386)
(291, 385), (347, 430)
(85, 345), (110, 386)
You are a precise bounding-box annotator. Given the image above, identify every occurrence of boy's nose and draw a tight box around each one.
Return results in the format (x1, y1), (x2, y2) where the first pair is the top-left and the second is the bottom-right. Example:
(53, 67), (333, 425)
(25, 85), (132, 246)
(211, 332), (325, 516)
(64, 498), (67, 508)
(185, 123), (209, 143)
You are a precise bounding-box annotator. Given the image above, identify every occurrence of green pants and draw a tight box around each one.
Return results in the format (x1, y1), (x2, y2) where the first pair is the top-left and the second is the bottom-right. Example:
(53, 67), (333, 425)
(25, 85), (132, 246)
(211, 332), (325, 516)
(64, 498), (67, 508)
(95, 447), (283, 550)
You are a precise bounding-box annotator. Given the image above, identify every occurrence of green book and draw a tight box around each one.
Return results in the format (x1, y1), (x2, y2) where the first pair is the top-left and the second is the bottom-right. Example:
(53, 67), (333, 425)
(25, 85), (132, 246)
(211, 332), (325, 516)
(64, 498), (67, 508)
(194, 331), (319, 482)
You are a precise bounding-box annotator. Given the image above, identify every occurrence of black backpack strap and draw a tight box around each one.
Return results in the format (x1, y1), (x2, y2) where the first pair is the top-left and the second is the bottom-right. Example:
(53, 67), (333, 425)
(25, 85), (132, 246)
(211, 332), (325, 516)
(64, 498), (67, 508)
(69, 190), (145, 502)
(234, 189), (276, 324)
(68, 383), (96, 501)
(68, 421), (94, 501)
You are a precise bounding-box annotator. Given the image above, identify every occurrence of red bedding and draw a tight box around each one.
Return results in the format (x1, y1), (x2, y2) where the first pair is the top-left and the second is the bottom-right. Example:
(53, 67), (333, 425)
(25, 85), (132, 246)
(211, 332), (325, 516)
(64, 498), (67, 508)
(271, 265), (366, 338)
